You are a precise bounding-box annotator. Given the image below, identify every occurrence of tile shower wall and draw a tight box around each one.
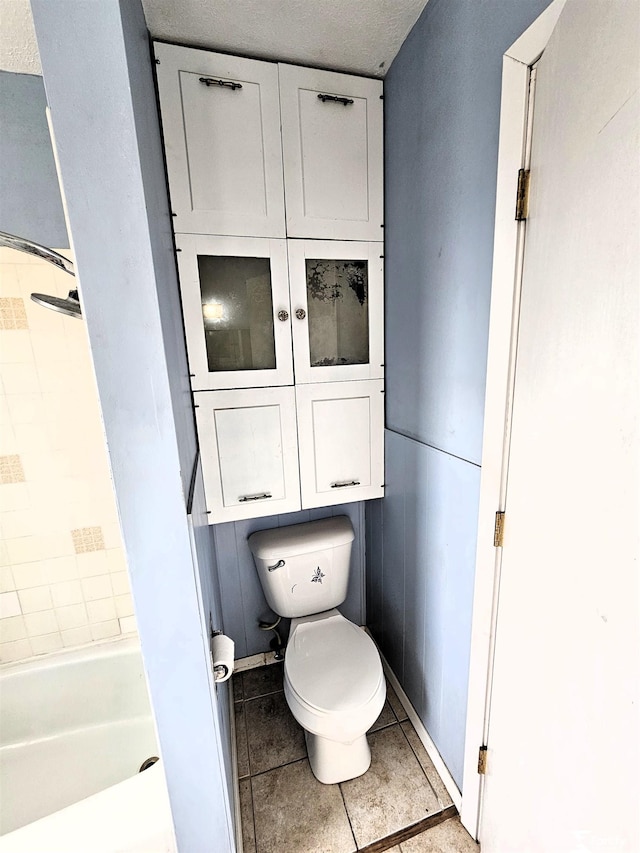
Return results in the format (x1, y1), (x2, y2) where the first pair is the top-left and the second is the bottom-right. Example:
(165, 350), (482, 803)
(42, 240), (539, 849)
(0, 247), (136, 663)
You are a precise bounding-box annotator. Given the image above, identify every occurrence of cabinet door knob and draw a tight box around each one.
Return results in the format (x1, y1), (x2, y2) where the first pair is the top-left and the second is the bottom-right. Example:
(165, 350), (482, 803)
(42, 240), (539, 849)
(239, 492), (272, 503)
(295, 308), (306, 320)
(277, 310), (289, 322)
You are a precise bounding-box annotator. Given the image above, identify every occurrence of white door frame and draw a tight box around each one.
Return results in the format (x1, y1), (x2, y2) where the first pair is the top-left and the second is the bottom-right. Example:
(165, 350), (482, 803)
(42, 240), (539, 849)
(459, 0), (567, 837)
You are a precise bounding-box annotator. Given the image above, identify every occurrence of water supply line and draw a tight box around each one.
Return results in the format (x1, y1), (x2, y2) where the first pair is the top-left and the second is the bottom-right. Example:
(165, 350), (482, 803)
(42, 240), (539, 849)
(259, 615), (284, 661)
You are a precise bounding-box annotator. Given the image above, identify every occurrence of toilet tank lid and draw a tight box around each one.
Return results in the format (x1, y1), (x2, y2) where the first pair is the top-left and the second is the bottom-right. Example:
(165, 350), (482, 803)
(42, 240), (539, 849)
(248, 516), (354, 559)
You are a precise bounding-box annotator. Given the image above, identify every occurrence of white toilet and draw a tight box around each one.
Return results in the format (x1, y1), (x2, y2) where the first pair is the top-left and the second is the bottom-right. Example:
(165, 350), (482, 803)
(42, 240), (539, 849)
(248, 516), (386, 785)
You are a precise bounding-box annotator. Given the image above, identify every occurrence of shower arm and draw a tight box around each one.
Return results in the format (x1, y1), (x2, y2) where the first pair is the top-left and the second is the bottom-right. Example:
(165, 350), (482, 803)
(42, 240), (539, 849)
(0, 231), (82, 319)
(0, 231), (75, 276)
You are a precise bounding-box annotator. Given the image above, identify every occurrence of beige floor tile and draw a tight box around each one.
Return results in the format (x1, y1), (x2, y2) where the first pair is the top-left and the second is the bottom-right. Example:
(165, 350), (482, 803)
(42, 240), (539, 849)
(369, 699), (397, 733)
(340, 725), (441, 847)
(400, 817), (479, 852)
(252, 759), (356, 853)
(245, 691), (306, 775)
(243, 663), (284, 699)
(235, 702), (250, 779)
(239, 778), (256, 853)
(386, 680), (409, 722)
(401, 722), (453, 809)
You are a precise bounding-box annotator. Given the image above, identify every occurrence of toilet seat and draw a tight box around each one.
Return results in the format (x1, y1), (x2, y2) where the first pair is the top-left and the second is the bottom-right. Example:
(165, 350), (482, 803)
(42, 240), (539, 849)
(284, 610), (385, 742)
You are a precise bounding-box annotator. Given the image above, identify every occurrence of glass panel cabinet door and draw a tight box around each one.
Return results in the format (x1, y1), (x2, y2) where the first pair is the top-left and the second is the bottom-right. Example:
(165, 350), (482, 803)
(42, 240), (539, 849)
(288, 241), (383, 384)
(177, 235), (293, 390)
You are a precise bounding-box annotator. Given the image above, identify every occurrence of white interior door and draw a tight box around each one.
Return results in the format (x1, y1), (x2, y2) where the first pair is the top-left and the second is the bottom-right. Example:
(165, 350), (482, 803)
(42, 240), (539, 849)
(479, 2), (639, 851)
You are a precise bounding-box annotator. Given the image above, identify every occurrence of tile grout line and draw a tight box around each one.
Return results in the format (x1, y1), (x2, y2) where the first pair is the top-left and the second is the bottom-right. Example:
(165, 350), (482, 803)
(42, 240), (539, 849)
(337, 780), (359, 852)
(247, 776), (258, 853)
(396, 718), (441, 804)
(248, 755), (308, 781)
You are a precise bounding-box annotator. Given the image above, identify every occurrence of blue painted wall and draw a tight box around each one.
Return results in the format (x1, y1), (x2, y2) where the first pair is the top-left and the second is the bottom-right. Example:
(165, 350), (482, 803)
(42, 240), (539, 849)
(369, 0), (552, 789)
(30, 1), (233, 849)
(189, 460), (234, 827)
(214, 502), (365, 659)
(0, 71), (68, 249)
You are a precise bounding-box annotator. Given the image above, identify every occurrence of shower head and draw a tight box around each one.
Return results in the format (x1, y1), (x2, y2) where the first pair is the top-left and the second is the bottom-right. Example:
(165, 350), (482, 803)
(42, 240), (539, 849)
(30, 289), (82, 319)
(0, 230), (82, 319)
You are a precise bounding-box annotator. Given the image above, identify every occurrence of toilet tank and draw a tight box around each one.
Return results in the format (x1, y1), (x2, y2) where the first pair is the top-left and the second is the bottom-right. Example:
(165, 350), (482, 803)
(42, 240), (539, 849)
(248, 517), (355, 618)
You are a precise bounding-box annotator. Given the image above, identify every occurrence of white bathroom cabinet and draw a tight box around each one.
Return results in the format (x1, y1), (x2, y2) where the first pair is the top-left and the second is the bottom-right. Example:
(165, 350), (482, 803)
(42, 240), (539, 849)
(176, 234), (383, 391)
(195, 382), (383, 522)
(155, 41), (385, 522)
(154, 43), (383, 242)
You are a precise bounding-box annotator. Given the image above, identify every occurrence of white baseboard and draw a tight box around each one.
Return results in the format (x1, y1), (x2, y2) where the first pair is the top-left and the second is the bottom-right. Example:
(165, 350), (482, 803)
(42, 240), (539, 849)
(370, 635), (462, 812)
(228, 686), (243, 853)
(234, 650), (281, 673)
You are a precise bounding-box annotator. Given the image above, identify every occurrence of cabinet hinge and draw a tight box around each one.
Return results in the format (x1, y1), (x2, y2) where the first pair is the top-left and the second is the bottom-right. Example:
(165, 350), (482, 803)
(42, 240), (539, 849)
(515, 169), (530, 221)
(494, 511), (505, 548)
(478, 745), (488, 775)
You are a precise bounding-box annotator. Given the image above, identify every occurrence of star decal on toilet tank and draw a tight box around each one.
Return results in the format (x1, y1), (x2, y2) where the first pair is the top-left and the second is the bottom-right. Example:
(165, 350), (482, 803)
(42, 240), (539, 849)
(311, 566), (325, 584)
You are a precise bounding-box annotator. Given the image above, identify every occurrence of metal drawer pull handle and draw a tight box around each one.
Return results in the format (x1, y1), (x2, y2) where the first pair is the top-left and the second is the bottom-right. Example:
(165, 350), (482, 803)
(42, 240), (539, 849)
(267, 559), (285, 572)
(295, 308), (306, 320)
(199, 77), (242, 91)
(331, 480), (360, 489)
(277, 309), (289, 321)
(239, 492), (272, 502)
(318, 93), (354, 106)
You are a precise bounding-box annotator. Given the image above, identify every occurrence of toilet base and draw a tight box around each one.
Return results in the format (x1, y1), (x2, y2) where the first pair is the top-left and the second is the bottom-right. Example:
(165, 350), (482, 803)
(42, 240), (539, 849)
(305, 729), (371, 785)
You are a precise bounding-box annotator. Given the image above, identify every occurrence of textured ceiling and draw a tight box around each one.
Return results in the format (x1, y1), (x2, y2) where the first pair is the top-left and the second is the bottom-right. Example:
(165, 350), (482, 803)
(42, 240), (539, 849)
(0, 0), (429, 78)
(142, 0), (430, 77)
(0, 0), (40, 74)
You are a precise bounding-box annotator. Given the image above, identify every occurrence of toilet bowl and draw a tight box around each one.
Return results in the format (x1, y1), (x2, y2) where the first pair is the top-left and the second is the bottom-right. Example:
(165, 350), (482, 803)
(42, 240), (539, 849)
(248, 516), (386, 784)
(283, 610), (386, 784)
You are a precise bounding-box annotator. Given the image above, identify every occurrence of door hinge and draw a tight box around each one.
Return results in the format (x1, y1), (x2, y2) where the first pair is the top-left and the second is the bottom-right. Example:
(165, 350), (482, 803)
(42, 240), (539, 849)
(478, 745), (488, 775)
(494, 511), (505, 547)
(515, 168), (530, 220)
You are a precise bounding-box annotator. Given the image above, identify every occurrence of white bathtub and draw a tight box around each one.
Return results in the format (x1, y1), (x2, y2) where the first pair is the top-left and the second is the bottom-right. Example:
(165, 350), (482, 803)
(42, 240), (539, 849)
(0, 638), (176, 852)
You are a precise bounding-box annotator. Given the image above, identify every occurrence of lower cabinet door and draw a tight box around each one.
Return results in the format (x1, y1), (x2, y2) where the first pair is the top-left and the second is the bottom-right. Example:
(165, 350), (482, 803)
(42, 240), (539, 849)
(296, 380), (384, 508)
(195, 387), (301, 522)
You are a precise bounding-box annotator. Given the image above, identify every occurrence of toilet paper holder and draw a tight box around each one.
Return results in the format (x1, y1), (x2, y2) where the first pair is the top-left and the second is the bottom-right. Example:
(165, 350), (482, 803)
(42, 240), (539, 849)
(210, 631), (235, 684)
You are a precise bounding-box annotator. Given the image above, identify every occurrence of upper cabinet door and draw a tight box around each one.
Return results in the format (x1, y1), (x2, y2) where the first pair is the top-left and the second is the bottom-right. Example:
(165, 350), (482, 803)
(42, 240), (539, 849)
(279, 65), (383, 241)
(177, 234), (293, 391)
(288, 240), (384, 384)
(155, 43), (286, 238)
